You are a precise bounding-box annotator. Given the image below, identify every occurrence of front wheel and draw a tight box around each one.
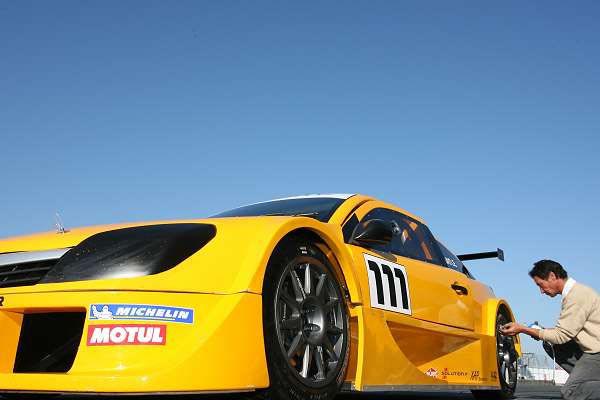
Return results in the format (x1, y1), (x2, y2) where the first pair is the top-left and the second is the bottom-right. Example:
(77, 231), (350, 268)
(260, 239), (350, 400)
(472, 311), (518, 400)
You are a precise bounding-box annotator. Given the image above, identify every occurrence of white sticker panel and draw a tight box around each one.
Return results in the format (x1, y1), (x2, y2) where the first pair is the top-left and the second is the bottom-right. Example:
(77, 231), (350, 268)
(364, 253), (411, 315)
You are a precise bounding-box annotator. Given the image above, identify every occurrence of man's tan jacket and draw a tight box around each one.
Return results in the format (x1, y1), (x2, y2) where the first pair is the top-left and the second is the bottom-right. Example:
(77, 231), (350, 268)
(540, 282), (600, 353)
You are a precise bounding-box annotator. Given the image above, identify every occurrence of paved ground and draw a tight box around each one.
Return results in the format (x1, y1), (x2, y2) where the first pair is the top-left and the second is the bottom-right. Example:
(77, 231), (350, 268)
(0, 383), (563, 399)
(512, 383), (562, 399)
(336, 382), (562, 399)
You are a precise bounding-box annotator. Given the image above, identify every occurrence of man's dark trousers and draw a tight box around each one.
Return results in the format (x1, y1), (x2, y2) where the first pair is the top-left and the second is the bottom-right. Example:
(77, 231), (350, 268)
(544, 341), (600, 399)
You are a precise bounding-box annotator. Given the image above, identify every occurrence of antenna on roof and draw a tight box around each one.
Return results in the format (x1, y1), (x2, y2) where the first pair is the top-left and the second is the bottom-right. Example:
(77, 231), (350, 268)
(54, 212), (68, 234)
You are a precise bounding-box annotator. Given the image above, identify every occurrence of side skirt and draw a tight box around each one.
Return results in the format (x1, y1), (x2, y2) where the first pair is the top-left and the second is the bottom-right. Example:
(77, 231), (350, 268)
(342, 383), (499, 392)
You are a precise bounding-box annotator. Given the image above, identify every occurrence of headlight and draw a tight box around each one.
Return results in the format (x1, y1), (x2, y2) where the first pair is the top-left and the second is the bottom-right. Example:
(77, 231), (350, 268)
(41, 223), (216, 284)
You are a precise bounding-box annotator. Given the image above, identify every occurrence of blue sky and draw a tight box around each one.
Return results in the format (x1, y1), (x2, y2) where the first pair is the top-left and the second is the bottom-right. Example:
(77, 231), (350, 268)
(1, 2), (599, 356)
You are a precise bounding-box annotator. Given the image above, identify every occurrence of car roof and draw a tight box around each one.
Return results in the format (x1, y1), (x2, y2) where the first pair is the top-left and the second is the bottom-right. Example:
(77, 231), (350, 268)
(238, 193), (356, 208)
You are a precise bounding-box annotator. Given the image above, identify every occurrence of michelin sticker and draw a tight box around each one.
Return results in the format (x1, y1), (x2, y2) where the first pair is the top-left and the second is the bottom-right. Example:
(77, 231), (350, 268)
(90, 304), (194, 324)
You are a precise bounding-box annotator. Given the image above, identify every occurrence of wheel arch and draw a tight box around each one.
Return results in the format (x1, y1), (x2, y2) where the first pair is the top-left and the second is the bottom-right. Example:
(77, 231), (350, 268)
(259, 226), (363, 306)
(484, 299), (522, 355)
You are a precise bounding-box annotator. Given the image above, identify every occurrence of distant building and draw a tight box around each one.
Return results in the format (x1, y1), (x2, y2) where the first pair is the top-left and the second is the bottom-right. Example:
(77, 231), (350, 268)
(518, 352), (568, 385)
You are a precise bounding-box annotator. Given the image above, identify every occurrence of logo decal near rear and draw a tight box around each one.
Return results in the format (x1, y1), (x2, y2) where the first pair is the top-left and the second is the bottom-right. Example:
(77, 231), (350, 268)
(87, 324), (166, 346)
(89, 304), (194, 324)
(364, 254), (411, 315)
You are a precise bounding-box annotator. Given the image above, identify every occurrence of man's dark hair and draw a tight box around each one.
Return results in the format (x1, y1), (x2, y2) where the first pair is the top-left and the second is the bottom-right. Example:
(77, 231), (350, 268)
(529, 259), (568, 280)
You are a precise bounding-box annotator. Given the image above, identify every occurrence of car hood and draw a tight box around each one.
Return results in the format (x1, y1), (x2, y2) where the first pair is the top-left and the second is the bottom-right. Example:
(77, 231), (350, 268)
(0, 216), (342, 295)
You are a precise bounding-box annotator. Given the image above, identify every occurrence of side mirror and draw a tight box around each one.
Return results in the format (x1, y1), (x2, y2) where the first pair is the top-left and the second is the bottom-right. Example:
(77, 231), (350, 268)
(351, 219), (396, 246)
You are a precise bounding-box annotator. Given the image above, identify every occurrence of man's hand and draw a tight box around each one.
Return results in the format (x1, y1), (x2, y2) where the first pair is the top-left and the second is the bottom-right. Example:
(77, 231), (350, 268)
(500, 322), (524, 336)
(501, 322), (542, 340)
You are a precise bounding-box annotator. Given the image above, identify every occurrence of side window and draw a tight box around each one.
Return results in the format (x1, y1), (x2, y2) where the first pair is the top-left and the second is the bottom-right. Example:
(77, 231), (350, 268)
(437, 241), (474, 278)
(390, 212), (444, 266)
(354, 208), (444, 266)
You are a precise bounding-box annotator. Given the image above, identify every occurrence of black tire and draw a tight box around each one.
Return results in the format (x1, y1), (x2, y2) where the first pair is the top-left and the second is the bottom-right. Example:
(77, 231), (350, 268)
(258, 238), (350, 400)
(472, 311), (518, 400)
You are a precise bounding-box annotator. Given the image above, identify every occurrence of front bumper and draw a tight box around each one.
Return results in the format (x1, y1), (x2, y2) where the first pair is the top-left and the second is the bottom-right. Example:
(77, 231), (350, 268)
(0, 290), (268, 394)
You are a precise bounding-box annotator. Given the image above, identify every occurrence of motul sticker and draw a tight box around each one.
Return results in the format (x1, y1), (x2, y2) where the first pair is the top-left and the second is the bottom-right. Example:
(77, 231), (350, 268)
(87, 324), (166, 346)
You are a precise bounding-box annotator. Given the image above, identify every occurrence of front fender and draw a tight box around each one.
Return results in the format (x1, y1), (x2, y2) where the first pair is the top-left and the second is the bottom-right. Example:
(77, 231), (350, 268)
(484, 299), (522, 356)
(240, 217), (364, 304)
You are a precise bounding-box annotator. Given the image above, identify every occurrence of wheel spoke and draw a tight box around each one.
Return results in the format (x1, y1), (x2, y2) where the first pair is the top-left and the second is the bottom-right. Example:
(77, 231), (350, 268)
(304, 264), (312, 295)
(301, 344), (313, 378)
(323, 335), (339, 362)
(323, 298), (339, 314)
(281, 316), (302, 331)
(508, 362), (517, 382)
(316, 273), (327, 299)
(327, 326), (343, 335)
(287, 332), (304, 358)
(280, 292), (300, 312)
(315, 345), (326, 380)
(290, 270), (306, 301)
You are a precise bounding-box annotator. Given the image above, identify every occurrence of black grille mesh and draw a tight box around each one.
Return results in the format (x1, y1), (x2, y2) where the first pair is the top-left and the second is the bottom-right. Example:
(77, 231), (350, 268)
(0, 259), (58, 288)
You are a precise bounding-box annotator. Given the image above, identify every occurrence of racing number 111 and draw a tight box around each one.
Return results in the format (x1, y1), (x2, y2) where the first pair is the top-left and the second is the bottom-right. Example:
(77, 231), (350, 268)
(364, 254), (411, 315)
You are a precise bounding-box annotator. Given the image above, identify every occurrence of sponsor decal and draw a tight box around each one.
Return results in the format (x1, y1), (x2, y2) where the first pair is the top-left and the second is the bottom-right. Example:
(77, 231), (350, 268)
(0, 296), (4, 306)
(426, 367), (438, 378)
(364, 254), (411, 315)
(471, 370), (480, 380)
(87, 324), (166, 346)
(89, 304), (194, 324)
(491, 371), (498, 380)
(441, 368), (468, 380)
(445, 257), (458, 268)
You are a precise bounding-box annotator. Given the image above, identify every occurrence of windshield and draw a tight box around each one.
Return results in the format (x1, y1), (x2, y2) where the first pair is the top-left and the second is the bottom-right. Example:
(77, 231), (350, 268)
(210, 197), (349, 222)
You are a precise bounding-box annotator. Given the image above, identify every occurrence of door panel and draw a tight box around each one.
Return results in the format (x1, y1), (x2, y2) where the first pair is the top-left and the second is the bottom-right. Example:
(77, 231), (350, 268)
(351, 247), (474, 330)
(345, 201), (475, 331)
(396, 256), (474, 330)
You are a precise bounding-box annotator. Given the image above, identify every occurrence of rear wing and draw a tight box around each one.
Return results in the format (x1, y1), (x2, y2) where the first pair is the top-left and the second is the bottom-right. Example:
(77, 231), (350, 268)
(457, 248), (504, 262)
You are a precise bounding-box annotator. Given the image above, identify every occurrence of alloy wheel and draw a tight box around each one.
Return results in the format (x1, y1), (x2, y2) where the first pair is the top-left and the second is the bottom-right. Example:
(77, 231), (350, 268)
(497, 317), (518, 388)
(274, 258), (347, 388)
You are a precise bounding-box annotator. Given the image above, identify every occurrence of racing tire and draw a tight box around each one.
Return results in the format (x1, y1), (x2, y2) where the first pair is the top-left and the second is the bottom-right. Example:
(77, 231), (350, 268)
(472, 311), (518, 400)
(258, 238), (350, 400)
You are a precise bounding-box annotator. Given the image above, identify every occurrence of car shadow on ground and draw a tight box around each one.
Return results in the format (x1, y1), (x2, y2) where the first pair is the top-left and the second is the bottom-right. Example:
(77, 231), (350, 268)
(0, 383), (562, 400)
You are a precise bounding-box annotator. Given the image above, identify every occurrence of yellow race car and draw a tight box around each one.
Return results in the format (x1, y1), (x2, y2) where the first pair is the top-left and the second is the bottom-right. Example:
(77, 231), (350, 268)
(0, 194), (519, 399)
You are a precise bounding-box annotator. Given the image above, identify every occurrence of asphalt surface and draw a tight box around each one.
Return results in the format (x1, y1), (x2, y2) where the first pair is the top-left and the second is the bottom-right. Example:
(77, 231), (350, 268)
(0, 383), (562, 400)
(340, 382), (562, 399)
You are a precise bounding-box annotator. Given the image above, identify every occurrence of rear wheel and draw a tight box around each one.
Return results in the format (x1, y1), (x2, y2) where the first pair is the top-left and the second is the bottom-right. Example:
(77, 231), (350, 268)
(472, 311), (518, 400)
(259, 238), (350, 400)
